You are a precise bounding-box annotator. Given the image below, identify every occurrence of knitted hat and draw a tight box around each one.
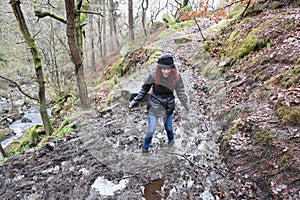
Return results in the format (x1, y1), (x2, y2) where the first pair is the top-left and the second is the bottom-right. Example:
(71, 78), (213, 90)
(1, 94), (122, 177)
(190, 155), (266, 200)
(157, 54), (175, 68)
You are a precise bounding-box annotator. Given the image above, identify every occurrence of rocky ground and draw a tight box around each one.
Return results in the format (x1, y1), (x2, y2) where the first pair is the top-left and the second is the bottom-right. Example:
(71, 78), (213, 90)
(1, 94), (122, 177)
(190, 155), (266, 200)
(1, 1), (299, 199)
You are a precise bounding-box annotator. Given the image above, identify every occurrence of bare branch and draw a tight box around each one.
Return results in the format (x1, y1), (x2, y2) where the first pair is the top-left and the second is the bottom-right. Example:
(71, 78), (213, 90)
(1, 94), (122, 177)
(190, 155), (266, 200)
(77, 10), (104, 17)
(0, 75), (38, 101)
(194, 17), (206, 41)
(47, 0), (56, 9)
(33, 0), (66, 23)
(34, 10), (67, 23)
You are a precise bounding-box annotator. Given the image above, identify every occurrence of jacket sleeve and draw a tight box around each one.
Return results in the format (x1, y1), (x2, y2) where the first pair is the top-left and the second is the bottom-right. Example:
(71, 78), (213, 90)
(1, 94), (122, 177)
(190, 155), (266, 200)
(175, 74), (191, 110)
(132, 73), (154, 102)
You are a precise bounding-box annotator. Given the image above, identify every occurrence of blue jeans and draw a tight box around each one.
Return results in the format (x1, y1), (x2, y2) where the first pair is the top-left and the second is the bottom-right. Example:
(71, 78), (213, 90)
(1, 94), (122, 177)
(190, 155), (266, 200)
(143, 114), (174, 150)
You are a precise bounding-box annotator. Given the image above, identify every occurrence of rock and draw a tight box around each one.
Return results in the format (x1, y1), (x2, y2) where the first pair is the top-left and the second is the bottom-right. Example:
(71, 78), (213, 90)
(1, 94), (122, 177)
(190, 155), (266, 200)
(174, 36), (192, 44)
(0, 128), (14, 142)
(6, 140), (22, 155)
(6, 124), (44, 155)
(21, 117), (32, 123)
(120, 80), (148, 101)
(14, 99), (25, 107)
(0, 89), (8, 98)
(218, 57), (232, 68)
(44, 142), (55, 151)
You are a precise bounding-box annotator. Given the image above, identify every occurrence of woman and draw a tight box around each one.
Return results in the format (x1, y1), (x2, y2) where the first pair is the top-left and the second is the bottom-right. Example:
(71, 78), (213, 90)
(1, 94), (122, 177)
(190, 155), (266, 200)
(129, 53), (191, 153)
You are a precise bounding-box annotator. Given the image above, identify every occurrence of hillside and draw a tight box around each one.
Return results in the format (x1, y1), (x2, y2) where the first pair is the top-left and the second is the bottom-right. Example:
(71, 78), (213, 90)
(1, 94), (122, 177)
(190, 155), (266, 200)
(0, 1), (299, 199)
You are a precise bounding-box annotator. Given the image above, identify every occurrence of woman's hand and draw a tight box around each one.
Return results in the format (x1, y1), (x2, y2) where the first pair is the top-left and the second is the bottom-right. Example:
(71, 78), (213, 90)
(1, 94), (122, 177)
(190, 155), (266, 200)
(129, 100), (138, 108)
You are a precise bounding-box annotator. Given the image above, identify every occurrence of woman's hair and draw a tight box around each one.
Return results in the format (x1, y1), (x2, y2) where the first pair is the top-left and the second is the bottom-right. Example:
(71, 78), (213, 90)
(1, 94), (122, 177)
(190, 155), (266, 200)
(155, 67), (179, 87)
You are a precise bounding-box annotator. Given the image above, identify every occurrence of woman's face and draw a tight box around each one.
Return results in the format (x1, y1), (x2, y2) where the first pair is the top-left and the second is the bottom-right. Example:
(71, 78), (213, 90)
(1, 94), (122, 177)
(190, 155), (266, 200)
(161, 68), (171, 78)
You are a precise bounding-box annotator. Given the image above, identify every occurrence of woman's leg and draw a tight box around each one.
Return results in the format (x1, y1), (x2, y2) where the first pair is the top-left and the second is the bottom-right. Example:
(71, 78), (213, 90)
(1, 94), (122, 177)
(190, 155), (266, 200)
(143, 114), (158, 151)
(164, 114), (174, 144)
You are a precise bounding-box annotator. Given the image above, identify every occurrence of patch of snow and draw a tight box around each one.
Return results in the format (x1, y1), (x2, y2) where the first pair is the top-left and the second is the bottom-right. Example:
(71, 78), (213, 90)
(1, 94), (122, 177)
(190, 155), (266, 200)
(92, 176), (129, 196)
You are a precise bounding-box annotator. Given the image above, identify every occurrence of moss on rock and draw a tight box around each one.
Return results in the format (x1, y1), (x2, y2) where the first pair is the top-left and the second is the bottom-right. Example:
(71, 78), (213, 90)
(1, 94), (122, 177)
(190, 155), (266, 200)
(162, 13), (176, 25)
(277, 105), (300, 126)
(7, 124), (45, 155)
(226, 23), (269, 58)
(174, 36), (192, 44)
(0, 128), (14, 142)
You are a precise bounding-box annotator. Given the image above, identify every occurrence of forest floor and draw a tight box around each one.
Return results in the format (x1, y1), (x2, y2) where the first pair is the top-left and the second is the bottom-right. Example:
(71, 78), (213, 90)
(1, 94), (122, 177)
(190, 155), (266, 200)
(0, 2), (299, 200)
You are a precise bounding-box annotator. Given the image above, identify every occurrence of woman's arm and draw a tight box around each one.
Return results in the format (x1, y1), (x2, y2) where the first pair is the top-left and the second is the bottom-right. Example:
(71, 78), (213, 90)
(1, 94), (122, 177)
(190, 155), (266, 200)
(129, 73), (154, 107)
(175, 74), (191, 111)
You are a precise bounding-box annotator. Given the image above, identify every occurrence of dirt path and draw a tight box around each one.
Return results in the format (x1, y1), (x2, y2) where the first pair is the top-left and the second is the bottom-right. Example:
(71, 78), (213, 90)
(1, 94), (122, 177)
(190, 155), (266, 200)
(0, 27), (255, 200)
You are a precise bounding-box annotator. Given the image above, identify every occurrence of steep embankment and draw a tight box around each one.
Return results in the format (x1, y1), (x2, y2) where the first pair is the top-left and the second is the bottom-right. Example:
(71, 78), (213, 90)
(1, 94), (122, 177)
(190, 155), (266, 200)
(202, 2), (300, 199)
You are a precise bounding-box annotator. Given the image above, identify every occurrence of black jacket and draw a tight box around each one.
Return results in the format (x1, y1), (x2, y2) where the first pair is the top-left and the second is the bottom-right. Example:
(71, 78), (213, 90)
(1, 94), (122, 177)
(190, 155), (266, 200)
(132, 71), (191, 117)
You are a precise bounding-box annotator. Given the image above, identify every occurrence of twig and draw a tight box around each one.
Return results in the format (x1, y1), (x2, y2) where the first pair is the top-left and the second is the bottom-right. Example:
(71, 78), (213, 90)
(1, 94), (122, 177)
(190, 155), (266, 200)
(104, 120), (117, 127)
(239, 0), (251, 19)
(112, 171), (144, 182)
(194, 17), (206, 41)
(98, 103), (120, 114)
(166, 151), (204, 169)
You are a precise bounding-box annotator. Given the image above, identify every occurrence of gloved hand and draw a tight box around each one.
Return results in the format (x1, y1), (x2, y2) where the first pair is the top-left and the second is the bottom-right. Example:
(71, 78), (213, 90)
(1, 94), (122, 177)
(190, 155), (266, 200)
(129, 100), (138, 108)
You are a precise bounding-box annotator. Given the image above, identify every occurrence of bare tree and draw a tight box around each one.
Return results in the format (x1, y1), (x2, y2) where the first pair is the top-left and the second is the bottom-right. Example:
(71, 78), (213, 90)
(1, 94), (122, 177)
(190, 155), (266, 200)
(65, 0), (90, 109)
(141, 0), (148, 37)
(97, 13), (106, 68)
(10, 0), (53, 135)
(149, 1), (168, 24)
(108, 0), (114, 51)
(128, 0), (134, 43)
(112, 1), (120, 48)
(102, 0), (107, 62)
(89, 14), (96, 73)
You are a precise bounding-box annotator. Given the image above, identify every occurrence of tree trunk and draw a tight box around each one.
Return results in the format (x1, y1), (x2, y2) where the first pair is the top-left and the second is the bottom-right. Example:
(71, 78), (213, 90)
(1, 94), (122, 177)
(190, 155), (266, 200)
(97, 14), (105, 68)
(111, 0), (120, 48)
(128, 0), (134, 43)
(10, 0), (53, 135)
(65, 0), (90, 109)
(113, 17), (120, 48)
(108, 0), (114, 52)
(183, 0), (189, 7)
(102, 0), (107, 61)
(141, 0), (148, 37)
(89, 14), (96, 73)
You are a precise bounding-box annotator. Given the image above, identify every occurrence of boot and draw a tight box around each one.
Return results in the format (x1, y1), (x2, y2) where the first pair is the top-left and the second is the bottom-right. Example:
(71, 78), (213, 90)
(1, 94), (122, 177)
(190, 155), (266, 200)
(142, 137), (152, 152)
(167, 132), (174, 144)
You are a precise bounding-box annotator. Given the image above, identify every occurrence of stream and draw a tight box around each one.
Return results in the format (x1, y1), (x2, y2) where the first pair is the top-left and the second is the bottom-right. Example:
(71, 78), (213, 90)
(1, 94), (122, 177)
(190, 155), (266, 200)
(0, 106), (49, 160)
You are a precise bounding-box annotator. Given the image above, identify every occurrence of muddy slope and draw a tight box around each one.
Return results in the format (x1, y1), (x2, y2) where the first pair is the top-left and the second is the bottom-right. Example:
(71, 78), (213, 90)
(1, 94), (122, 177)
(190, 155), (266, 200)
(0, 26), (250, 200)
(1, 2), (299, 200)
